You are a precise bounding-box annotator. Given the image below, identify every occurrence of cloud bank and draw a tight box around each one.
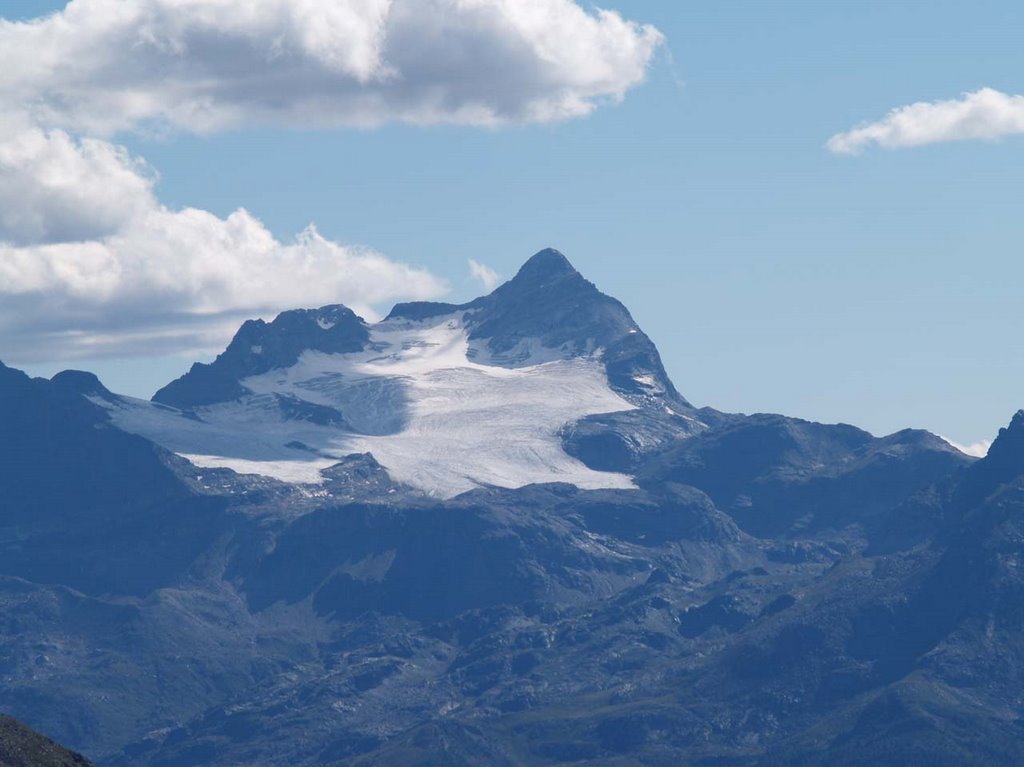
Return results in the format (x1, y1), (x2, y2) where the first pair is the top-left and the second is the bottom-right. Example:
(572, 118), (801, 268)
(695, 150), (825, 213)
(0, 0), (664, 135)
(0, 125), (447, 363)
(828, 88), (1024, 154)
(0, 131), (446, 361)
(0, 0), (663, 362)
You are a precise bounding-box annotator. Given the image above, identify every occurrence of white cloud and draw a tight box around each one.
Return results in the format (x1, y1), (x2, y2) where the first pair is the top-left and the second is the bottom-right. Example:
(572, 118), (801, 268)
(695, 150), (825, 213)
(0, 0), (663, 362)
(941, 436), (992, 458)
(468, 258), (501, 292)
(0, 0), (664, 135)
(0, 132), (447, 362)
(0, 127), (156, 245)
(828, 88), (1024, 154)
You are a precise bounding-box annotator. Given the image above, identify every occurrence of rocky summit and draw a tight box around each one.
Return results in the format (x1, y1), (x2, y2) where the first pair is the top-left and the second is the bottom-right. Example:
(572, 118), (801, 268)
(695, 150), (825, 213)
(0, 249), (1020, 766)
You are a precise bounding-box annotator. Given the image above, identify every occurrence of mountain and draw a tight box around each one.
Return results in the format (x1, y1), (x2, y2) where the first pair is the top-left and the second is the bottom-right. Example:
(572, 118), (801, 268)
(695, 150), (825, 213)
(0, 362), (227, 596)
(101, 249), (702, 498)
(739, 411), (1024, 766)
(0, 248), (1010, 766)
(153, 305), (370, 409)
(387, 248), (687, 404)
(638, 413), (966, 540)
(155, 249), (683, 410)
(0, 714), (93, 767)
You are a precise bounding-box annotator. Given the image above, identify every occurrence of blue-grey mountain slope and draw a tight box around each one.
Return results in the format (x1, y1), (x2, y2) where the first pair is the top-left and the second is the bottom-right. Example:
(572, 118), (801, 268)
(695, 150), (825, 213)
(0, 248), (1008, 767)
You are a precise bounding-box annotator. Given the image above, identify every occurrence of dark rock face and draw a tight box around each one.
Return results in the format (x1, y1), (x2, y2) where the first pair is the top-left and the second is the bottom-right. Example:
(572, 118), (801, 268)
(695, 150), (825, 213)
(466, 249), (686, 404)
(0, 251), (1018, 767)
(0, 714), (93, 767)
(393, 249), (706, 469)
(153, 305), (369, 408)
(390, 249), (686, 408)
(952, 409), (1024, 510)
(0, 363), (229, 599)
(638, 413), (970, 539)
(48, 370), (117, 402)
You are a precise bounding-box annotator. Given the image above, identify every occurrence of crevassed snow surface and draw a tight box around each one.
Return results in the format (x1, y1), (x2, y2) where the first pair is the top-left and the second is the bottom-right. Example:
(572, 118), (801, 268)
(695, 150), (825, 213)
(101, 315), (638, 498)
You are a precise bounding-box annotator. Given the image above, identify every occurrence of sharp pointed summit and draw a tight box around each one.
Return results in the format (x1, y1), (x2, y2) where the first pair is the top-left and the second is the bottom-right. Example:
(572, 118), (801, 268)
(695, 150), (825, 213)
(462, 249), (687, 407)
(993, 409), (1024, 447)
(385, 248), (583, 317)
(508, 247), (580, 285)
(954, 409), (1024, 508)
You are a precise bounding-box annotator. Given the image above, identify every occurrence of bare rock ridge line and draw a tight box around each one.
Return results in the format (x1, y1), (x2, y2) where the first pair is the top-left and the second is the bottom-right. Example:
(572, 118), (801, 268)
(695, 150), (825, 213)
(153, 248), (685, 410)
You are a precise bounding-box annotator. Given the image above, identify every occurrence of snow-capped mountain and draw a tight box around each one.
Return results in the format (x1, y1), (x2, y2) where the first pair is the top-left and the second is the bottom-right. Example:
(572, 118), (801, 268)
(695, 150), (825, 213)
(3, 247), (1015, 767)
(97, 249), (702, 497)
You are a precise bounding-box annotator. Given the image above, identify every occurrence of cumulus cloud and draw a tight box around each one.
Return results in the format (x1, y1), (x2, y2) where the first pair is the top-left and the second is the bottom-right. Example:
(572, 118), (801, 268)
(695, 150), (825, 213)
(0, 0), (662, 362)
(828, 88), (1024, 154)
(0, 131), (447, 361)
(0, 207), (448, 360)
(0, 0), (664, 135)
(941, 437), (992, 458)
(0, 127), (156, 245)
(468, 258), (501, 292)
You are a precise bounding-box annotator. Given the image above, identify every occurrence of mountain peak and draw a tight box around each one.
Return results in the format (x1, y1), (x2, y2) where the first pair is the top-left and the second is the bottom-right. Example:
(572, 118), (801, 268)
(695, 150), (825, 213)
(153, 304), (369, 409)
(152, 247), (689, 413)
(954, 409), (1024, 508)
(983, 409), (1024, 467)
(510, 248), (580, 285)
(51, 370), (116, 401)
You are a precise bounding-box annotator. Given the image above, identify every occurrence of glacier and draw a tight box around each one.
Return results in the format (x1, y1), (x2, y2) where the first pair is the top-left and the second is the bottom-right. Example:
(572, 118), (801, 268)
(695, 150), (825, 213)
(97, 313), (638, 498)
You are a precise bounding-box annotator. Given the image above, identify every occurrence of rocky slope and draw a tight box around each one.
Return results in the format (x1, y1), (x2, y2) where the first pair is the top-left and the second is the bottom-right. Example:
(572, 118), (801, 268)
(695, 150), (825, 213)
(0, 249), (1011, 766)
(0, 714), (92, 767)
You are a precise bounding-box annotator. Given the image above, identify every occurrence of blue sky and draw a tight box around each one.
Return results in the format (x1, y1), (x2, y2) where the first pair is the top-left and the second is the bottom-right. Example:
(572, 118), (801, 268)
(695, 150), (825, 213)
(4, 0), (1024, 450)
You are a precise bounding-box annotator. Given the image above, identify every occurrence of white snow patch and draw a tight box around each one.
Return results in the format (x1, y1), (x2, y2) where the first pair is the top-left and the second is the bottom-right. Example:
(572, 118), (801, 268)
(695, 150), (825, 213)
(100, 315), (638, 498)
(181, 454), (333, 484)
(316, 318), (336, 330)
